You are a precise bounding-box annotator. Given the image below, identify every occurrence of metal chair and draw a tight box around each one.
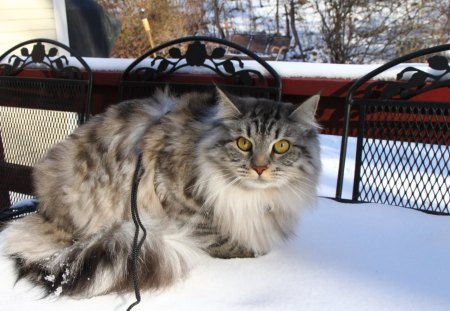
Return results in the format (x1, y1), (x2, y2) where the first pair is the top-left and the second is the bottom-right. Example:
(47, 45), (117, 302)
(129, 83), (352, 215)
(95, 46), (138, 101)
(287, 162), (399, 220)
(119, 36), (282, 101)
(336, 44), (450, 215)
(247, 34), (270, 55)
(0, 38), (93, 221)
(268, 35), (291, 61)
(227, 34), (252, 53)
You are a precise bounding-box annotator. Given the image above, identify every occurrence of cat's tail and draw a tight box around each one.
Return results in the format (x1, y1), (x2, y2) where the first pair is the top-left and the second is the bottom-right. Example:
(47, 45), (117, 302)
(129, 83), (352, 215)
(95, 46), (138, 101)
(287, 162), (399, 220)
(1, 214), (204, 297)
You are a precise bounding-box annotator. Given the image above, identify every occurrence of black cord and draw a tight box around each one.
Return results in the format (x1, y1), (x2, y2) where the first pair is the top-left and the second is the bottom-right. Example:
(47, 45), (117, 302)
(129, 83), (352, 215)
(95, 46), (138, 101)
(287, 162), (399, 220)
(0, 199), (39, 222)
(127, 153), (147, 311)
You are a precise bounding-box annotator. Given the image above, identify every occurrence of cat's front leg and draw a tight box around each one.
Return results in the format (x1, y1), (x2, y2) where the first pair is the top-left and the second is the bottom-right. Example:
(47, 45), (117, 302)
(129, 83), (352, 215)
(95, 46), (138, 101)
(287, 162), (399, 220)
(193, 219), (263, 259)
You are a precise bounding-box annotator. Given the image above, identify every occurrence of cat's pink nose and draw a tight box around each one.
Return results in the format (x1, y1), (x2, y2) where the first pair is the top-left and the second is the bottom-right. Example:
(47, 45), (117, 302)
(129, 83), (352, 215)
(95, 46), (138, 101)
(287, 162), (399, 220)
(252, 166), (268, 175)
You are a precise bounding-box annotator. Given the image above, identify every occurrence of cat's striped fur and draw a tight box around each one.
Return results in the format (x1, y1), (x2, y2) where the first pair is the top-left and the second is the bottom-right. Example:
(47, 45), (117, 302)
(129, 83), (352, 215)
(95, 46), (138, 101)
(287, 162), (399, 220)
(2, 88), (321, 297)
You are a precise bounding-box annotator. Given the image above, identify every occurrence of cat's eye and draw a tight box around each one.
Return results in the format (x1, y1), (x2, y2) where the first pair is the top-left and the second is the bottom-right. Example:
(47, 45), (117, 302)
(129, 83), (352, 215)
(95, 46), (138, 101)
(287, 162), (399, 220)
(273, 139), (290, 154)
(236, 137), (252, 152)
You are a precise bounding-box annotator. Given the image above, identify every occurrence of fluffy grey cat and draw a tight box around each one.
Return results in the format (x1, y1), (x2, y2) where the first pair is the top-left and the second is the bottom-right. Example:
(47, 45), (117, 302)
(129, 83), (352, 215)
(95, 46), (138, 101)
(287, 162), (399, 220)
(2, 88), (321, 297)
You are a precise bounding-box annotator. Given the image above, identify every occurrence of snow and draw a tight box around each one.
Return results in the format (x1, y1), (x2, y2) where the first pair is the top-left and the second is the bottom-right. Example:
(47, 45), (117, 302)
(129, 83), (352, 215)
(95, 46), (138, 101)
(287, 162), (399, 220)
(1, 134), (449, 311)
(81, 56), (432, 80)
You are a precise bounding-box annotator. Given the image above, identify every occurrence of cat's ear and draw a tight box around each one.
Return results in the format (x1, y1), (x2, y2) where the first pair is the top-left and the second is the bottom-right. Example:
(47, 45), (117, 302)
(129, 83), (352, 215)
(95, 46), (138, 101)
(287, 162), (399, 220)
(215, 87), (241, 119)
(289, 95), (320, 128)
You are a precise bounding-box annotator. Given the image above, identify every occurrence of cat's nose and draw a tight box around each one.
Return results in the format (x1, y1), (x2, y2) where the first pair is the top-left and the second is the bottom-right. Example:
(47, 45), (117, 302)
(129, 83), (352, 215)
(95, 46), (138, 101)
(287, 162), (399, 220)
(252, 165), (268, 175)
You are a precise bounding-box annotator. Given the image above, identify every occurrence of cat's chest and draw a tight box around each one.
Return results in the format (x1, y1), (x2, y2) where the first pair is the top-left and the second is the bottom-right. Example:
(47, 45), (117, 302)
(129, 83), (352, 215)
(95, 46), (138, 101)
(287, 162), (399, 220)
(203, 185), (299, 253)
(153, 168), (299, 253)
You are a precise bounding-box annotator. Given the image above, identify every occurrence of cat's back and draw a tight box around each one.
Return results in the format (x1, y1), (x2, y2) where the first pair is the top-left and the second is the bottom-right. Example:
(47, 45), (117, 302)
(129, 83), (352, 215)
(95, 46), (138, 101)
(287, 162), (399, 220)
(91, 90), (215, 138)
(35, 89), (211, 185)
(32, 91), (178, 232)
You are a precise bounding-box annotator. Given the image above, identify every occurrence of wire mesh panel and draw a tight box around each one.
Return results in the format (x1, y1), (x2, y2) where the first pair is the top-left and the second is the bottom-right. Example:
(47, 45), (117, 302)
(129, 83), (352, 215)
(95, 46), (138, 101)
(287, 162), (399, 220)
(120, 36), (282, 102)
(336, 45), (450, 215)
(0, 39), (92, 211)
(354, 100), (449, 213)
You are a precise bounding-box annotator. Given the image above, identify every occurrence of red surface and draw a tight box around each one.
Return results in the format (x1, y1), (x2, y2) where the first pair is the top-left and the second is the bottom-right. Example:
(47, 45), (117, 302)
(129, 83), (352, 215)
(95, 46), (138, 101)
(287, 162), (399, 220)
(12, 69), (450, 137)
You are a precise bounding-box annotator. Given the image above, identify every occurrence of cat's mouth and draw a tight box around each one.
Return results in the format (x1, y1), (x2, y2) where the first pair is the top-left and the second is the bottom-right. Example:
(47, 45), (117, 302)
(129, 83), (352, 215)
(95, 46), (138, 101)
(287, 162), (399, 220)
(242, 174), (276, 189)
(232, 167), (278, 189)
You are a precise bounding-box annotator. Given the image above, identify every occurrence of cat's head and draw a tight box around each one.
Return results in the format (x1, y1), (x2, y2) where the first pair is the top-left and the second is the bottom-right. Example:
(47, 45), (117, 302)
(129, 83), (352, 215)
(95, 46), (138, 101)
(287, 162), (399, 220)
(198, 88), (321, 191)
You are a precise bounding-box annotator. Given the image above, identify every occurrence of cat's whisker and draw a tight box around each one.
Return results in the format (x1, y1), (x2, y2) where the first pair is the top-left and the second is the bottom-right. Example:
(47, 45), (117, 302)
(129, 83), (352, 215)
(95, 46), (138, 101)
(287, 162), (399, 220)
(279, 171), (315, 188)
(211, 176), (242, 197)
(276, 172), (312, 196)
(284, 183), (309, 202)
(227, 176), (242, 188)
(197, 175), (242, 210)
(185, 173), (234, 191)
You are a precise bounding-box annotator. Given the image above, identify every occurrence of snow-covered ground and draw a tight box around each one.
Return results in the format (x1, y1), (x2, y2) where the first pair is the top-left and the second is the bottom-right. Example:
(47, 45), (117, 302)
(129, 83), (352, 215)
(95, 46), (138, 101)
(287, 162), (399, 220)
(1, 134), (449, 311)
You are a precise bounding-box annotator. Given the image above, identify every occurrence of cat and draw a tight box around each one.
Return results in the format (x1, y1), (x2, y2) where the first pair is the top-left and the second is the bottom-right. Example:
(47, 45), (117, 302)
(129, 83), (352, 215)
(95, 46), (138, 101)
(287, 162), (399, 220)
(1, 88), (321, 298)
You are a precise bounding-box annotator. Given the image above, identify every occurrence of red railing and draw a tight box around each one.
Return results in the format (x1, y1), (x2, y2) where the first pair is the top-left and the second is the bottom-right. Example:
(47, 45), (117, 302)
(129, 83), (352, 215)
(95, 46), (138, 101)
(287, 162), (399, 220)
(12, 66), (450, 137)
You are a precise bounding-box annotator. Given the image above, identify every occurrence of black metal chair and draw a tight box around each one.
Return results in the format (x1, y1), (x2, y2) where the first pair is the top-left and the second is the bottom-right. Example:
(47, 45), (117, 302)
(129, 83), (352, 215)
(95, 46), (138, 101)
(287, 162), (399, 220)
(0, 38), (93, 221)
(119, 36), (282, 101)
(336, 44), (450, 215)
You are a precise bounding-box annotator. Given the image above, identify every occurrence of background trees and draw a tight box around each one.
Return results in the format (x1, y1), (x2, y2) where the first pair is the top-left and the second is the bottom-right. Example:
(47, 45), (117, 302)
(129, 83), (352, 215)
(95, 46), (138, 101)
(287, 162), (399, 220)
(96, 0), (450, 63)
(310, 0), (450, 63)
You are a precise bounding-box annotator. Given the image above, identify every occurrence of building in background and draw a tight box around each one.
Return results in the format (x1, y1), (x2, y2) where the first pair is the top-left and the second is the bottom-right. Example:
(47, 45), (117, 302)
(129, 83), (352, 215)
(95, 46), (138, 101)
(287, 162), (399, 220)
(0, 0), (119, 57)
(0, 0), (69, 53)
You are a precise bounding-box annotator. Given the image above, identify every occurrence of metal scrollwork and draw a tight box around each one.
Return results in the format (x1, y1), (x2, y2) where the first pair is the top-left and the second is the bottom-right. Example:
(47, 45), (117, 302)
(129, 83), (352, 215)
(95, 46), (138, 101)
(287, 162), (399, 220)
(0, 42), (82, 79)
(365, 55), (450, 99)
(129, 41), (264, 86)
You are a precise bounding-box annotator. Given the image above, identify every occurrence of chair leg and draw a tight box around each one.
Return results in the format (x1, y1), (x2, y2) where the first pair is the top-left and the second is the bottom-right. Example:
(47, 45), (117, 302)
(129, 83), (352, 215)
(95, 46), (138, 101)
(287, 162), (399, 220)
(0, 134), (11, 208)
(0, 188), (10, 209)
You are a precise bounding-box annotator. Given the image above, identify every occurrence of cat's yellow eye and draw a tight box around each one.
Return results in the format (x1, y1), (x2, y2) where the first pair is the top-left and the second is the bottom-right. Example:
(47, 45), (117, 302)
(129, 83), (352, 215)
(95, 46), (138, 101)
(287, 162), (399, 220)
(236, 137), (252, 152)
(273, 139), (290, 154)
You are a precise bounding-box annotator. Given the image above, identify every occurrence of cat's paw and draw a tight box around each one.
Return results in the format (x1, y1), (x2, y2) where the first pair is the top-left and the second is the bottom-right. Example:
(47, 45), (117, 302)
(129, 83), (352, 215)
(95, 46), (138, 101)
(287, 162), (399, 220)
(209, 246), (257, 259)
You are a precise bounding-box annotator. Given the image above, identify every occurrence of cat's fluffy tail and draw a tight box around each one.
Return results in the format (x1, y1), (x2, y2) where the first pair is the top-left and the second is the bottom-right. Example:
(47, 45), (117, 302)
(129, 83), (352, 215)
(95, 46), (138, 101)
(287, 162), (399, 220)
(1, 214), (204, 297)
